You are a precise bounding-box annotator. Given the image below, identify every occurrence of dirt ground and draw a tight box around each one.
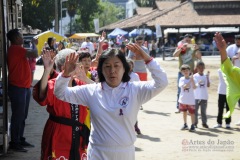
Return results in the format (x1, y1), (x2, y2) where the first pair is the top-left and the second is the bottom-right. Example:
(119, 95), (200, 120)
(1, 56), (240, 160)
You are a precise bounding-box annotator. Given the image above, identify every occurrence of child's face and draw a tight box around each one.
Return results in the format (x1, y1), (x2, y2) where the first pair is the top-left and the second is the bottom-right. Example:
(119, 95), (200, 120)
(197, 65), (204, 74)
(181, 68), (191, 77)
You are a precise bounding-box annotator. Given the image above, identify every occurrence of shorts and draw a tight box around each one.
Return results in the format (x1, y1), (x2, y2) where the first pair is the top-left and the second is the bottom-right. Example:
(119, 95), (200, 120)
(179, 103), (195, 114)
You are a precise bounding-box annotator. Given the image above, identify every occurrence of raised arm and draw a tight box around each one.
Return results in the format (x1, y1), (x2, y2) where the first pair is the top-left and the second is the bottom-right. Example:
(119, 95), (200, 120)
(38, 50), (55, 100)
(126, 43), (168, 104)
(173, 43), (187, 57)
(26, 38), (38, 58)
(54, 53), (91, 106)
(214, 32), (228, 63)
(91, 31), (106, 67)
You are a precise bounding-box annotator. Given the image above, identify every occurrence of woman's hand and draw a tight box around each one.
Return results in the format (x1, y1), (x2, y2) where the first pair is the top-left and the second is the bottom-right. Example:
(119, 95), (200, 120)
(62, 53), (79, 77)
(73, 63), (87, 80)
(126, 43), (151, 62)
(98, 31), (106, 47)
(41, 50), (55, 72)
(214, 32), (227, 52)
(213, 32), (228, 63)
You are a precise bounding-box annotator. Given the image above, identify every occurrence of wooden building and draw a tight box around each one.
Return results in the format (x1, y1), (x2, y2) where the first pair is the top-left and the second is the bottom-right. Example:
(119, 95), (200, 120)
(0, 0), (22, 155)
(101, 0), (240, 35)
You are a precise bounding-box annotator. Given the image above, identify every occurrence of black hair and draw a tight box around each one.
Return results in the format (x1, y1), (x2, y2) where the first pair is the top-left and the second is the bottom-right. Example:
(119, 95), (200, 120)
(97, 49), (130, 83)
(184, 34), (192, 39)
(135, 36), (144, 41)
(86, 37), (90, 40)
(59, 41), (65, 49)
(46, 37), (55, 50)
(79, 51), (91, 61)
(196, 61), (205, 67)
(7, 29), (20, 43)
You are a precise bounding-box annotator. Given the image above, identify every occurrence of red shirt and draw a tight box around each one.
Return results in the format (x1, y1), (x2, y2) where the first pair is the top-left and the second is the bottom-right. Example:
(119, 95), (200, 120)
(7, 45), (31, 88)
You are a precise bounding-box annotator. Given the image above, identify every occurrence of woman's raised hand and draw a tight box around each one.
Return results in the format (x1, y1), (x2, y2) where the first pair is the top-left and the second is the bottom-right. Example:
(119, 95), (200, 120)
(62, 53), (79, 77)
(126, 43), (151, 62)
(41, 50), (55, 71)
(214, 32), (227, 52)
(73, 63), (87, 81)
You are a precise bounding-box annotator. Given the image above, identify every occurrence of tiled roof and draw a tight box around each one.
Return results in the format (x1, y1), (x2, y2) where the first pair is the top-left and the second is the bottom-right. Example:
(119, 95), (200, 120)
(136, 7), (153, 15)
(147, 1), (240, 27)
(155, 1), (180, 10)
(100, 0), (240, 31)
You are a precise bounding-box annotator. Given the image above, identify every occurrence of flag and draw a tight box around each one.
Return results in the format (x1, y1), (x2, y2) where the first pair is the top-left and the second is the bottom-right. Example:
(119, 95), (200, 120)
(93, 19), (99, 33)
(155, 24), (162, 38)
(221, 58), (240, 118)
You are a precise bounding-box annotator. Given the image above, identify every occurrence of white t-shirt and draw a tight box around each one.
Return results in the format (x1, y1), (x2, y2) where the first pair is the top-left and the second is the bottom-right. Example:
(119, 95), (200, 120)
(218, 69), (226, 95)
(193, 73), (209, 100)
(81, 41), (95, 56)
(233, 58), (240, 67)
(178, 77), (195, 105)
(226, 44), (239, 59)
(129, 72), (140, 82)
(54, 59), (168, 159)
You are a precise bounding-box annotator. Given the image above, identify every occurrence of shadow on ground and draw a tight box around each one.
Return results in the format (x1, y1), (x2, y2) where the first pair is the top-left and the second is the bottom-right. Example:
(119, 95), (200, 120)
(137, 134), (161, 142)
(143, 110), (170, 117)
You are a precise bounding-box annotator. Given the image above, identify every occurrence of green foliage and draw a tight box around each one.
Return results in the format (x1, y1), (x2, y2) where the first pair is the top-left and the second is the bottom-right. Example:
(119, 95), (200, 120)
(135, 0), (155, 7)
(66, 0), (101, 33)
(94, 1), (125, 28)
(22, 0), (56, 31)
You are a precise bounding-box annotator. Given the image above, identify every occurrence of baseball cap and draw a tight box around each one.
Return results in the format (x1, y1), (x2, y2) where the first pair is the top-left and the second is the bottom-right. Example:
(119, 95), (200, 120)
(235, 35), (240, 39)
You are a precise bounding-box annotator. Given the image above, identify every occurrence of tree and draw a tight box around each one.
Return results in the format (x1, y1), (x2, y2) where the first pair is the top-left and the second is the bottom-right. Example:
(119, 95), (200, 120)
(66, 0), (101, 33)
(95, 1), (125, 28)
(22, 0), (56, 31)
(67, 0), (80, 34)
(134, 0), (155, 7)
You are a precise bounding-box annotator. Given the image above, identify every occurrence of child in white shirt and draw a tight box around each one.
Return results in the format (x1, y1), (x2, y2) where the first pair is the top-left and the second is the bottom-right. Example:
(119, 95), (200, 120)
(127, 59), (141, 134)
(178, 64), (197, 132)
(193, 61), (210, 128)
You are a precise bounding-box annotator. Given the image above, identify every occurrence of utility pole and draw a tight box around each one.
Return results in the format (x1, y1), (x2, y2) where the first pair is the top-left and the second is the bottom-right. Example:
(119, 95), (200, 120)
(55, 0), (59, 33)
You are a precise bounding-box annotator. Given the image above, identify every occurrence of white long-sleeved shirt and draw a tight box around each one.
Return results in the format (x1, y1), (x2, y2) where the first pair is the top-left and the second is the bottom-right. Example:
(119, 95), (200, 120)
(54, 59), (168, 159)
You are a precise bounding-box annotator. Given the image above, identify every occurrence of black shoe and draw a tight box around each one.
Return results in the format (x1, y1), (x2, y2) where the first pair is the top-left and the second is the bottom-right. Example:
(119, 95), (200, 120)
(181, 123), (189, 130)
(20, 141), (35, 148)
(189, 124), (196, 132)
(194, 124), (198, 128)
(202, 124), (209, 128)
(9, 144), (28, 152)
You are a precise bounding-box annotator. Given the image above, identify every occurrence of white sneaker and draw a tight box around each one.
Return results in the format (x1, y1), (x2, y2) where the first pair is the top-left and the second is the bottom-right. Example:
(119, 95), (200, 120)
(175, 109), (180, 113)
(226, 124), (231, 129)
(235, 121), (240, 126)
(213, 124), (222, 128)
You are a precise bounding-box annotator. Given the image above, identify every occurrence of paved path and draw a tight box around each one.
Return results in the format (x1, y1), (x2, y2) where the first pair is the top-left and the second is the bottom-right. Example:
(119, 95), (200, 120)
(1, 56), (240, 160)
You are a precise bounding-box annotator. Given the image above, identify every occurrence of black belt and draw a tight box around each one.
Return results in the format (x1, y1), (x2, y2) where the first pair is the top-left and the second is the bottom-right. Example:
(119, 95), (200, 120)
(49, 114), (90, 159)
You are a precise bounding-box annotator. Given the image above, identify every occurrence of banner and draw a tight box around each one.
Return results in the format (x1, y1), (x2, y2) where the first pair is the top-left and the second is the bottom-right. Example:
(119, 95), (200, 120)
(155, 24), (162, 38)
(93, 19), (99, 33)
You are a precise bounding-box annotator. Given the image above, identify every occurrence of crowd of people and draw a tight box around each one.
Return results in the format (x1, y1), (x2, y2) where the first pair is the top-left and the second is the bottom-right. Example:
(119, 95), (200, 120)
(173, 33), (240, 132)
(5, 27), (240, 160)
